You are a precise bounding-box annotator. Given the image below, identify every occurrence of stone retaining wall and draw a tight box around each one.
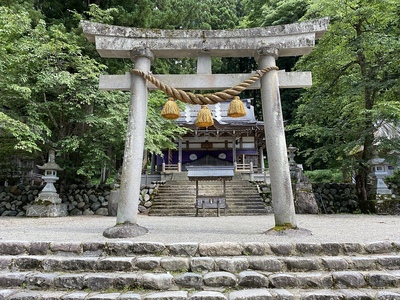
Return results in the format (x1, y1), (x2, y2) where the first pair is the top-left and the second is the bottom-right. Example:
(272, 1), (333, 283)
(1, 182), (399, 216)
(312, 183), (400, 214)
(0, 183), (159, 217)
(311, 183), (360, 214)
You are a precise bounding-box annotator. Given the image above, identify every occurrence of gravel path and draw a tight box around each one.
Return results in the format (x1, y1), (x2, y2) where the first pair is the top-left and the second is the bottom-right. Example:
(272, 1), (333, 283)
(0, 214), (399, 243)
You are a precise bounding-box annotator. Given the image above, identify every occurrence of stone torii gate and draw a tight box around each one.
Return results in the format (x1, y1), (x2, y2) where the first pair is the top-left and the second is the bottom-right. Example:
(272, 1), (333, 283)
(81, 18), (329, 238)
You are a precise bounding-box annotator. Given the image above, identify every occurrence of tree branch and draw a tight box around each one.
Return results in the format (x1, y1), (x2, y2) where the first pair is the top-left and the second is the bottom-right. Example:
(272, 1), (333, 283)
(43, 92), (59, 130)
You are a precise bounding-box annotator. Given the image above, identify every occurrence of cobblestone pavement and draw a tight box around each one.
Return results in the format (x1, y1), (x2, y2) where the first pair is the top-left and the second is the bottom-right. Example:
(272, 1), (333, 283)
(0, 214), (399, 243)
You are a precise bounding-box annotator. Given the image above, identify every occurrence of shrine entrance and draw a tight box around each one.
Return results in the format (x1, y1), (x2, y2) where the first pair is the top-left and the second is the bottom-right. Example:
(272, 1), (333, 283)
(81, 18), (329, 238)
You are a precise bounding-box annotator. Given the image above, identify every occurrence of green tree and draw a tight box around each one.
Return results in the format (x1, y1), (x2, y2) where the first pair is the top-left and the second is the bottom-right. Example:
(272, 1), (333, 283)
(0, 3), (120, 182)
(292, 0), (400, 211)
(237, 0), (309, 138)
(240, 0), (308, 28)
(0, 2), (192, 184)
(0, 4), (49, 182)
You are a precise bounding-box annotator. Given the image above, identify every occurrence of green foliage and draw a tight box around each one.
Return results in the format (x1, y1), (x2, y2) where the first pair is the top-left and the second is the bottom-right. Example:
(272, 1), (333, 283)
(291, 0), (400, 203)
(0, 112), (41, 153)
(239, 0), (308, 27)
(3, 0), (397, 189)
(0, 2), (198, 183)
(384, 169), (400, 187)
(304, 169), (343, 183)
(145, 91), (189, 156)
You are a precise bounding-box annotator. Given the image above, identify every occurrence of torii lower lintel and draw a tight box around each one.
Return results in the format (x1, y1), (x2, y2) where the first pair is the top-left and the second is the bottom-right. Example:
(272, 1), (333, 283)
(98, 71), (312, 91)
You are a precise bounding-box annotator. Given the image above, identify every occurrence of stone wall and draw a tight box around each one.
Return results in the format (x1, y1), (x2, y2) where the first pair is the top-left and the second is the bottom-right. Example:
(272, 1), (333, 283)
(312, 183), (360, 214)
(0, 183), (159, 217)
(2, 181), (399, 216)
(257, 182), (361, 214)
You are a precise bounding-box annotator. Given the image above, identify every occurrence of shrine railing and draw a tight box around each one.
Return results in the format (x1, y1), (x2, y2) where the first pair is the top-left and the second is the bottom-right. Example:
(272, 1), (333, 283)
(234, 161), (256, 172)
(161, 162), (181, 172)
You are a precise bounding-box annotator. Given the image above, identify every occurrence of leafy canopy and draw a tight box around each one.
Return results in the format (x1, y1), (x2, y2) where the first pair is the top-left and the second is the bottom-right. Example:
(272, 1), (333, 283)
(291, 0), (400, 186)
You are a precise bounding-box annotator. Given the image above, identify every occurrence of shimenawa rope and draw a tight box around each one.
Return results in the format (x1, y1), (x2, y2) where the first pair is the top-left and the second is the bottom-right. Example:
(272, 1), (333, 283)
(131, 66), (278, 105)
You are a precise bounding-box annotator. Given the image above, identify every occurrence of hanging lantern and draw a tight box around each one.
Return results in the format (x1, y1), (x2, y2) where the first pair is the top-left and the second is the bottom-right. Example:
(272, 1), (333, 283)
(228, 96), (246, 117)
(161, 97), (181, 119)
(195, 105), (214, 127)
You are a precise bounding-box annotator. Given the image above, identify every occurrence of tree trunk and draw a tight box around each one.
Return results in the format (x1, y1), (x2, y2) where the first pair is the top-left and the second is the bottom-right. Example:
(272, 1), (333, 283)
(142, 150), (148, 174)
(355, 165), (375, 213)
(353, 19), (377, 213)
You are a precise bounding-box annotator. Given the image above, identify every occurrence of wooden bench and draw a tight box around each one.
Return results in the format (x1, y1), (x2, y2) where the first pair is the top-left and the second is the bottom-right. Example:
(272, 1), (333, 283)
(195, 197), (226, 217)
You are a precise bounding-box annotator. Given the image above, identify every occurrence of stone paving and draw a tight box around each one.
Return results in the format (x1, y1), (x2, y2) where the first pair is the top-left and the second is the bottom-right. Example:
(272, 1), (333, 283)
(0, 214), (399, 243)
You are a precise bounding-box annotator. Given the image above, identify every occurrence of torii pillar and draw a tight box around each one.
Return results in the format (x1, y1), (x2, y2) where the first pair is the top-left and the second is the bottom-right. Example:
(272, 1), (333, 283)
(257, 47), (297, 228)
(103, 49), (153, 238)
(81, 18), (329, 238)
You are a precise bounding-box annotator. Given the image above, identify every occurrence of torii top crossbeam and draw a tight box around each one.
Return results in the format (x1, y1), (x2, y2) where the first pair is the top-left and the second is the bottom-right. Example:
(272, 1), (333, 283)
(81, 18), (329, 59)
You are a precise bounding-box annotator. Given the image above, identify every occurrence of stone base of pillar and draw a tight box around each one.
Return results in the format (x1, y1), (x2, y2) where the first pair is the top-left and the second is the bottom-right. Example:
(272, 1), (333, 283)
(103, 222), (148, 238)
(264, 227), (312, 237)
(26, 203), (68, 217)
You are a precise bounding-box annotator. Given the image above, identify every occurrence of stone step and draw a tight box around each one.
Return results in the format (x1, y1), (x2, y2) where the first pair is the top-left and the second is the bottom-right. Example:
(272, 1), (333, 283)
(149, 207), (268, 213)
(161, 182), (255, 186)
(152, 178), (265, 216)
(153, 192), (261, 196)
(149, 206), (266, 213)
(154, 190), (261, 196)
(0, 288), (400, 300)
(2, 254), (400, 273)
(0, 270), (399, 291)
(149, 210), (268, 216)
(151, 200), (264, 206)
(156, 189), (261, 194)
(1, 241), (398, 258)
(0, 241), (399, 297)
(166, 178), (250, 183)
(153, 196), (261, 200)
(149, 206), (267, 211)
(152, 196), (264, 202)
(148, 211), (196, 216)
(148, 207), (268, 216)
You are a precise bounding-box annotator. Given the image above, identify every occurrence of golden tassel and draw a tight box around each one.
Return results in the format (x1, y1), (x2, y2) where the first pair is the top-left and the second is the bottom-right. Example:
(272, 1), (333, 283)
(161, 97), (181, 120)
(228, 96), (246, 117)
(195, 105), (214, 127)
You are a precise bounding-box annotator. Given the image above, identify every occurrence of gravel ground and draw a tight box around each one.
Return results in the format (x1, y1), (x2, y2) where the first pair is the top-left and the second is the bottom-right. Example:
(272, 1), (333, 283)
(0, 214), (399, 244)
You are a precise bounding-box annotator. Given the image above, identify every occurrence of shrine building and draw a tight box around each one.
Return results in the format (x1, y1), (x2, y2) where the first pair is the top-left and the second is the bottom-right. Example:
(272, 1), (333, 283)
(158, 99), (266, 175)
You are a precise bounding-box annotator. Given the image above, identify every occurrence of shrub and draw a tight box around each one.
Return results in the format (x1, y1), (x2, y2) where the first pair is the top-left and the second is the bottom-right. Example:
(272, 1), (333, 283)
(304, 169), (342, 183)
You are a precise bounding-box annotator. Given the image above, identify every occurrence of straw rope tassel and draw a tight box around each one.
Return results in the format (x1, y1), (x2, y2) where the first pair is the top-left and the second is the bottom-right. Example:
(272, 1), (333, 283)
(228, 96), (246, 117)
(161, 97), (181, 120)
(195, 105), (214, 127)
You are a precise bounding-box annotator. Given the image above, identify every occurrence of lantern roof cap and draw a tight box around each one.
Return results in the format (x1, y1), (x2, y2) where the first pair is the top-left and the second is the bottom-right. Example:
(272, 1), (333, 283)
(37, 150), (63, 171)
(37, 162), (63, 171)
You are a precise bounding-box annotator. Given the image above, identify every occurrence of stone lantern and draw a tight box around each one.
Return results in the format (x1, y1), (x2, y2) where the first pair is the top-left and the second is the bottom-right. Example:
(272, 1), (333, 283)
(369, 151), (391, 195)
(288, 145), (301, 182)
(26, 150), (67, 217)
(287, 145), (318, 214)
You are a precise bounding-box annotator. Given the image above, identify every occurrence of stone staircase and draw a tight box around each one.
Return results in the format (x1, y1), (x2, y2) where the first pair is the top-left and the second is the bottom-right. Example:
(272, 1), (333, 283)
(150, 172), (269, 216)
(0, 240), (399, 299)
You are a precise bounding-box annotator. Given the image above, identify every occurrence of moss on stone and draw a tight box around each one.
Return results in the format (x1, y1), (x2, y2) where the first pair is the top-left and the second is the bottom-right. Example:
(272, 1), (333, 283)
(271, 223), (298, 231)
